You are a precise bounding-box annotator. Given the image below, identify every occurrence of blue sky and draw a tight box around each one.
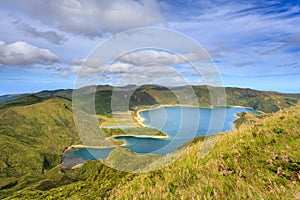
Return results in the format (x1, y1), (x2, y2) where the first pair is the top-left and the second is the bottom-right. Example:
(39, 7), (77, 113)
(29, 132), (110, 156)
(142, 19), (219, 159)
(0, 0), (299, 95)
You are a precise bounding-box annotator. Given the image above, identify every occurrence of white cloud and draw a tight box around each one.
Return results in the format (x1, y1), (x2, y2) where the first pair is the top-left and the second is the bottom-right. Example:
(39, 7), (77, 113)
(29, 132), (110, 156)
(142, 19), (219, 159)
(117, 50), (198, 66)
(0, 41), (58, 66)
(106, 63), (132, 74)
(70, 58), (103, 67)
(55, 62), (132, 77)
(129, 65), (177, 75)
(55, 47), (218, 86)
(4, 0), (164, 38)
(116, 65), (187, 85)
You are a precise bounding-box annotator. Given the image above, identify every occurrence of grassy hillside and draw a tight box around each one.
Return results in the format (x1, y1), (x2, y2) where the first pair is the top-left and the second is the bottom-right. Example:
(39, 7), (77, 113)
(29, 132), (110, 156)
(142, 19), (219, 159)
(224, 87), (298, 112)
(1, 85), (298, 114)
(0, 97), (81, 198)
(100, 85), (299, 114)
(35, 89), (73, 100)
(2, 102), (299, 199)
(73, 85), (298, 115)
(102, 127), (167, 137)
(0, 86), (299, 199)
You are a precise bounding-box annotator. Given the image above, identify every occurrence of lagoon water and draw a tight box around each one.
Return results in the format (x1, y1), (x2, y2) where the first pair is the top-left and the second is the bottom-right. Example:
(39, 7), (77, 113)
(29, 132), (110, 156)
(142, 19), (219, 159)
(62, 106), (259, 167)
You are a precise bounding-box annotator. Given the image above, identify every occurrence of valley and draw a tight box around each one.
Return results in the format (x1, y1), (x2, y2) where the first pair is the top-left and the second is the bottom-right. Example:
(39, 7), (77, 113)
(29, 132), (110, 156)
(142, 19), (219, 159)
(0, 85), (299, 199)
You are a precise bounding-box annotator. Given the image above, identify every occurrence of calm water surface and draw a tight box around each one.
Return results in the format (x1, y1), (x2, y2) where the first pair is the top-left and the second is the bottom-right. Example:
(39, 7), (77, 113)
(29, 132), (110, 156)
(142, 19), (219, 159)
(62, 106), (259, 167)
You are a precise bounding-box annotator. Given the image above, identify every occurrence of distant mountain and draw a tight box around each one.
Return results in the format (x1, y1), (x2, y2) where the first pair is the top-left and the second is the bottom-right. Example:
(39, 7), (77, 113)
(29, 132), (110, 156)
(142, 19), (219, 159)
(1, 85), (299, 114)
(88, 85), (299, 114)
(0, 93), (31, 103)
(35, 89), (73, 99)
(220, 86), (299, 112)
(0, 95), (44, 109)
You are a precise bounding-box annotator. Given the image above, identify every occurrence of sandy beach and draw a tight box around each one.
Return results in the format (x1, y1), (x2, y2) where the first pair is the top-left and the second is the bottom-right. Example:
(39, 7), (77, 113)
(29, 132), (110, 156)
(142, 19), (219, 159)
(63, 143), (121, 154)
(110, 134), (169, 139)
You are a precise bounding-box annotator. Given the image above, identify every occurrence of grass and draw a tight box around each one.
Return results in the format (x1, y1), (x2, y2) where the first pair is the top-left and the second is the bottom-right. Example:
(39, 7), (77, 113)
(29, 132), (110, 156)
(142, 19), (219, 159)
(233, 111), (270, 129)
(98, 111), (138, 127)
(102, 127), (167, 138)
(104, 103), (300, 199)
(0, 88), (299, 199)
(0, 97), (81, 198)
(1, 102), (299, 199)
(74, 85), (299, 115)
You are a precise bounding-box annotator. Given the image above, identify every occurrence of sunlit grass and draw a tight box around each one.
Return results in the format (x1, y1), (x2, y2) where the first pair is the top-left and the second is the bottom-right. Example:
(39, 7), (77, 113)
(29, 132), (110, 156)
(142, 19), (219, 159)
(0, 94), (299, 199)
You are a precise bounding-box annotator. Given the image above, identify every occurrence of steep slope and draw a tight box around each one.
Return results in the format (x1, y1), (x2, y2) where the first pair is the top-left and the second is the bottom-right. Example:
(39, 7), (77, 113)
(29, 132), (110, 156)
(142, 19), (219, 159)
(0, 97), (81, 197)
(224, 87), (298, 112)
(106, 103), (299, 199)
(4, 103), (299, 199)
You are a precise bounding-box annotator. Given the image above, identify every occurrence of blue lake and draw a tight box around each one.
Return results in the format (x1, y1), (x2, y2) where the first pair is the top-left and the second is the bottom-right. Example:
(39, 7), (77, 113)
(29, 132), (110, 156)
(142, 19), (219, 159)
(62, 106), (259, 167)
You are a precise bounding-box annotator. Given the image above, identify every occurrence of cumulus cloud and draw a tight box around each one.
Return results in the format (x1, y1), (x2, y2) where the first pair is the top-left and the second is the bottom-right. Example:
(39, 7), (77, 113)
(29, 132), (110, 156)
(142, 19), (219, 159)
(13, 20), (66, 45)
(55, 46), (217, 84)
(129, 65), (177, 75)
(69, 58), (103, 67)
(5, 0), (164, 38)
(117, 50), (198, 66)
(0, 41), (58, 66)
(55, 62), (132, 77)
(114, 65), (205, 86)
(54, 54), (218, 87)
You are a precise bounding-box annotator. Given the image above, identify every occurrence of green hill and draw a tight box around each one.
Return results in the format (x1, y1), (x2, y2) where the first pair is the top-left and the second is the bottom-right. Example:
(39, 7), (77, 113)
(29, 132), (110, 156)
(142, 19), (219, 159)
(0, 97), (81, 198)
(1, 85), (298, 114)
(0, 99), (299, 199)
(222, 87), (299, 112)
(0, 86), (299, 199)
(99, 85), (299, 114)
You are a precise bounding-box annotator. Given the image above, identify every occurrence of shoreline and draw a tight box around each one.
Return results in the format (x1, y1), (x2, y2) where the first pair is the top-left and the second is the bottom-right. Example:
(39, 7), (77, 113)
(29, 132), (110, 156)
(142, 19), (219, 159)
(221, 105), (264, 114)
(62, 104), (261, 169)
(135, 109), (148, 127)
(63, 133), (169, 155)
(69, 104), (260, 152)
(111, 134), (169, 139)
(63, 143), (122, 154)
(135, 104), (261, 113)
(135, 104), (262, 134)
